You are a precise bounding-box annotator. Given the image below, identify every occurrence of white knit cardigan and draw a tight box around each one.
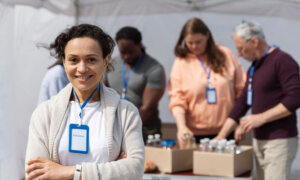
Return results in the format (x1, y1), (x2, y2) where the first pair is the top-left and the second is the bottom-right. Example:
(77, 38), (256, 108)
(25, 83), (145, 180)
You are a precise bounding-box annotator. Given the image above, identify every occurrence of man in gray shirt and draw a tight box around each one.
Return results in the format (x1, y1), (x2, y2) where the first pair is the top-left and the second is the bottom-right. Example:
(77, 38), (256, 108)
(103, 27), (166, 143)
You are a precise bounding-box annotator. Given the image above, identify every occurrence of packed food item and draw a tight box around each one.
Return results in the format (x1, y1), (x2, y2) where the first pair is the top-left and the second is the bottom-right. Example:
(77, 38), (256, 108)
(144, 161), (158, 173)
(146, 133), (177, 150)
(161, 139), (176, 150)
(183, 128), (196, 149)
(146, 130), (197, 150)
(146, 134), (154, 146)
(198, 138), (243, 154)
(146, 134), (161, 147)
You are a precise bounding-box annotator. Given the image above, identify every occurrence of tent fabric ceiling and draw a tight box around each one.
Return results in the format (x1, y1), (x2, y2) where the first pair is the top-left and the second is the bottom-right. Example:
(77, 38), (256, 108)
(78, 0), (300, 20)
(206, 0), (300, 21)
(1, 0), (300, 21)
(0, 0), (76, 16)
(79, 0), (300, 21)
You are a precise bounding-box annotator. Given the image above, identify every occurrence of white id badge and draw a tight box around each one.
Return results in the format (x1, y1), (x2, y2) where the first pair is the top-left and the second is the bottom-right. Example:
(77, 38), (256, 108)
(206, 88), (217, 104)
(247, 89), (253, 106)
(69, 124), (89, 154)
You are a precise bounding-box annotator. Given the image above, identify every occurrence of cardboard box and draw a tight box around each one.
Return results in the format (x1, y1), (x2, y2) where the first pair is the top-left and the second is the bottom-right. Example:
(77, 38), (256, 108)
(145, 146), (194, 173)
(193, 145), (253, 177)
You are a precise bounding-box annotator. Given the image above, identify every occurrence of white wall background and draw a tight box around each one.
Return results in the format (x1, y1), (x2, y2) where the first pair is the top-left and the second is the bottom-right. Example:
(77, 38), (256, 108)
(0, 0), (300, 179)
(0, 3), (75, 179)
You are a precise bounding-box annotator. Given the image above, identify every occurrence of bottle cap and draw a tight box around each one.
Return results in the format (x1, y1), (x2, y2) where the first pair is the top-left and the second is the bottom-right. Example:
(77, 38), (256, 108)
(148, 134), (154, 140)
(154, 134), (160, 139)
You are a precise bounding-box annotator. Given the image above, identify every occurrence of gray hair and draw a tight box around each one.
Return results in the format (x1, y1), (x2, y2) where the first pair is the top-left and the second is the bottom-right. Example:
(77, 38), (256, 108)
(234, 21), (265, 41)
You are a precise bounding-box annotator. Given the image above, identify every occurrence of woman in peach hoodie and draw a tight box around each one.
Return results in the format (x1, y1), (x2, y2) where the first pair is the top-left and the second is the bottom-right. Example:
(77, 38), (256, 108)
(168, 17), (246, 148)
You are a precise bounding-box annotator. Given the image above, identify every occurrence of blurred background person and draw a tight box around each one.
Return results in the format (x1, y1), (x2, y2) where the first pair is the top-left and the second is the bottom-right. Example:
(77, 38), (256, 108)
(103, 26), (166, 143)
(216, 21), (300, 180)
(25, 24), (144, 180)
(168, 17), (246, 148)
(38, 58), (69, 104)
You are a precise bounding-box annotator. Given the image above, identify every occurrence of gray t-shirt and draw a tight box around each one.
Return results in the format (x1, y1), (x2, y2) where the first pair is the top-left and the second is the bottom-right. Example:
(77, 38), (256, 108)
(103, 54), (165, 127)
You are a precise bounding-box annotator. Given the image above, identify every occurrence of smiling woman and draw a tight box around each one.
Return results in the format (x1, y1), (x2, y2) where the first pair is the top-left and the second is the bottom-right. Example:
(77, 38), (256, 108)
(25, 24), (145, 180)
(63, 37), (108, 102)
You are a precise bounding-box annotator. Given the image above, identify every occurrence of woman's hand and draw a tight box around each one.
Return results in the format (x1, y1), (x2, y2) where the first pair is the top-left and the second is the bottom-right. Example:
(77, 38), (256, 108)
(213, 135), (223, 140)
(117, 152), (127, 160)
(177, 127), (193, 149)
(26, 157), (74, 180)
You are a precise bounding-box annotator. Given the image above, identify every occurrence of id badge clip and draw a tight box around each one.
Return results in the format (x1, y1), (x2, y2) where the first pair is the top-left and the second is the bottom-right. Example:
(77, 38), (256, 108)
(247, 89), (253, 106)
(121, 88), (128, 100)
(121, 97), (128, 100)
(69, 123), (89, 154)
(206, 88), (217, 104)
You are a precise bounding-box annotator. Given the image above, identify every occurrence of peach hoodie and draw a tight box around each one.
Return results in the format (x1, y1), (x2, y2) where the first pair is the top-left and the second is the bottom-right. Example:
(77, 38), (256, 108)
(168, 45), (246, 135)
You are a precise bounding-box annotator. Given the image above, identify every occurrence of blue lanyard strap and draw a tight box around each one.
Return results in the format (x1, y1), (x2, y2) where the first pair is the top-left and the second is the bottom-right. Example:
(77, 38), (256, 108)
(247, 45), (279, 105)
(264, 46), (272, 56)
(73, 83), (101, 121)
(248, 45), (279, 88)
(122, 52), (143, 89)
(264, 45), (279, 57)
(250, 66), (255, 77)
(248, 66), (255, 89)
(196, 56), (211, 85)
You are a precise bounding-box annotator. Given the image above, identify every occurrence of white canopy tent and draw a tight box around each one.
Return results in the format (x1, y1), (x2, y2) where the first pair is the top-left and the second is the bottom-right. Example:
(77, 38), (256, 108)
(0, 0), (300, 179)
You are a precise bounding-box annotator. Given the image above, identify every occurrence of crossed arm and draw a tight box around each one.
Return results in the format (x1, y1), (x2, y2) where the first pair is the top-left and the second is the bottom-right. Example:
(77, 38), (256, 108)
(26, 102), (144, 180)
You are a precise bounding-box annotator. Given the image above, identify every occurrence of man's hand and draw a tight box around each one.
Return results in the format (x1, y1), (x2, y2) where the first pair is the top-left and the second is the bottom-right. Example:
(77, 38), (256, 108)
(240, 114), (265, 132)
(214, 118), (238, 140)
(234, 125), (246, 142)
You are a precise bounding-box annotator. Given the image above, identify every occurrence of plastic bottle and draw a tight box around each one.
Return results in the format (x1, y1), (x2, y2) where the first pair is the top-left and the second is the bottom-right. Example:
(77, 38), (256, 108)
(154, 133), (161, 147)
(225, 140), (236, 154)
(208, 139), (218, 152)
(146, 134), (154, 146)
(216, 139), (227, 153)
(183, 128), (197, 149)
(199, 139), (208, 151)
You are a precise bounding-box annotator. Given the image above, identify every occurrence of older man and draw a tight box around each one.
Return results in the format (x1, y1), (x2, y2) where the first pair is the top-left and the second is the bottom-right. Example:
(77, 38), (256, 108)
(215, 21), (300, 180)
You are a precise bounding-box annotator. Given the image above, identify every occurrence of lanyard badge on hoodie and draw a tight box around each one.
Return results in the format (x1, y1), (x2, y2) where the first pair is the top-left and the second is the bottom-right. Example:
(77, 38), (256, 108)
(247, 46), (278, 106)
(69, 83), (100, 154)
(197, 56), (217, 104)
(121, 52), (142, 100)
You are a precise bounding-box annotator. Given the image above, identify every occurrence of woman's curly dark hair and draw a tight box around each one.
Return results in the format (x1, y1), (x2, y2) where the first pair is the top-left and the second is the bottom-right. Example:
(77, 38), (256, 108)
(48, 24), (115, 71)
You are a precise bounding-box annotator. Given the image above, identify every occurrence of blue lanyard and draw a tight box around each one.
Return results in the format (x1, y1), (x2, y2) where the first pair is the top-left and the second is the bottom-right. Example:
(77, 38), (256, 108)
(248, 45), (278, 89)
(73, 83), (101, 121)
(196, 56), (211, 87)
(263, 46), (272, 56)
(122, 52), (143, 90)
(248, 66), (255, 89)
